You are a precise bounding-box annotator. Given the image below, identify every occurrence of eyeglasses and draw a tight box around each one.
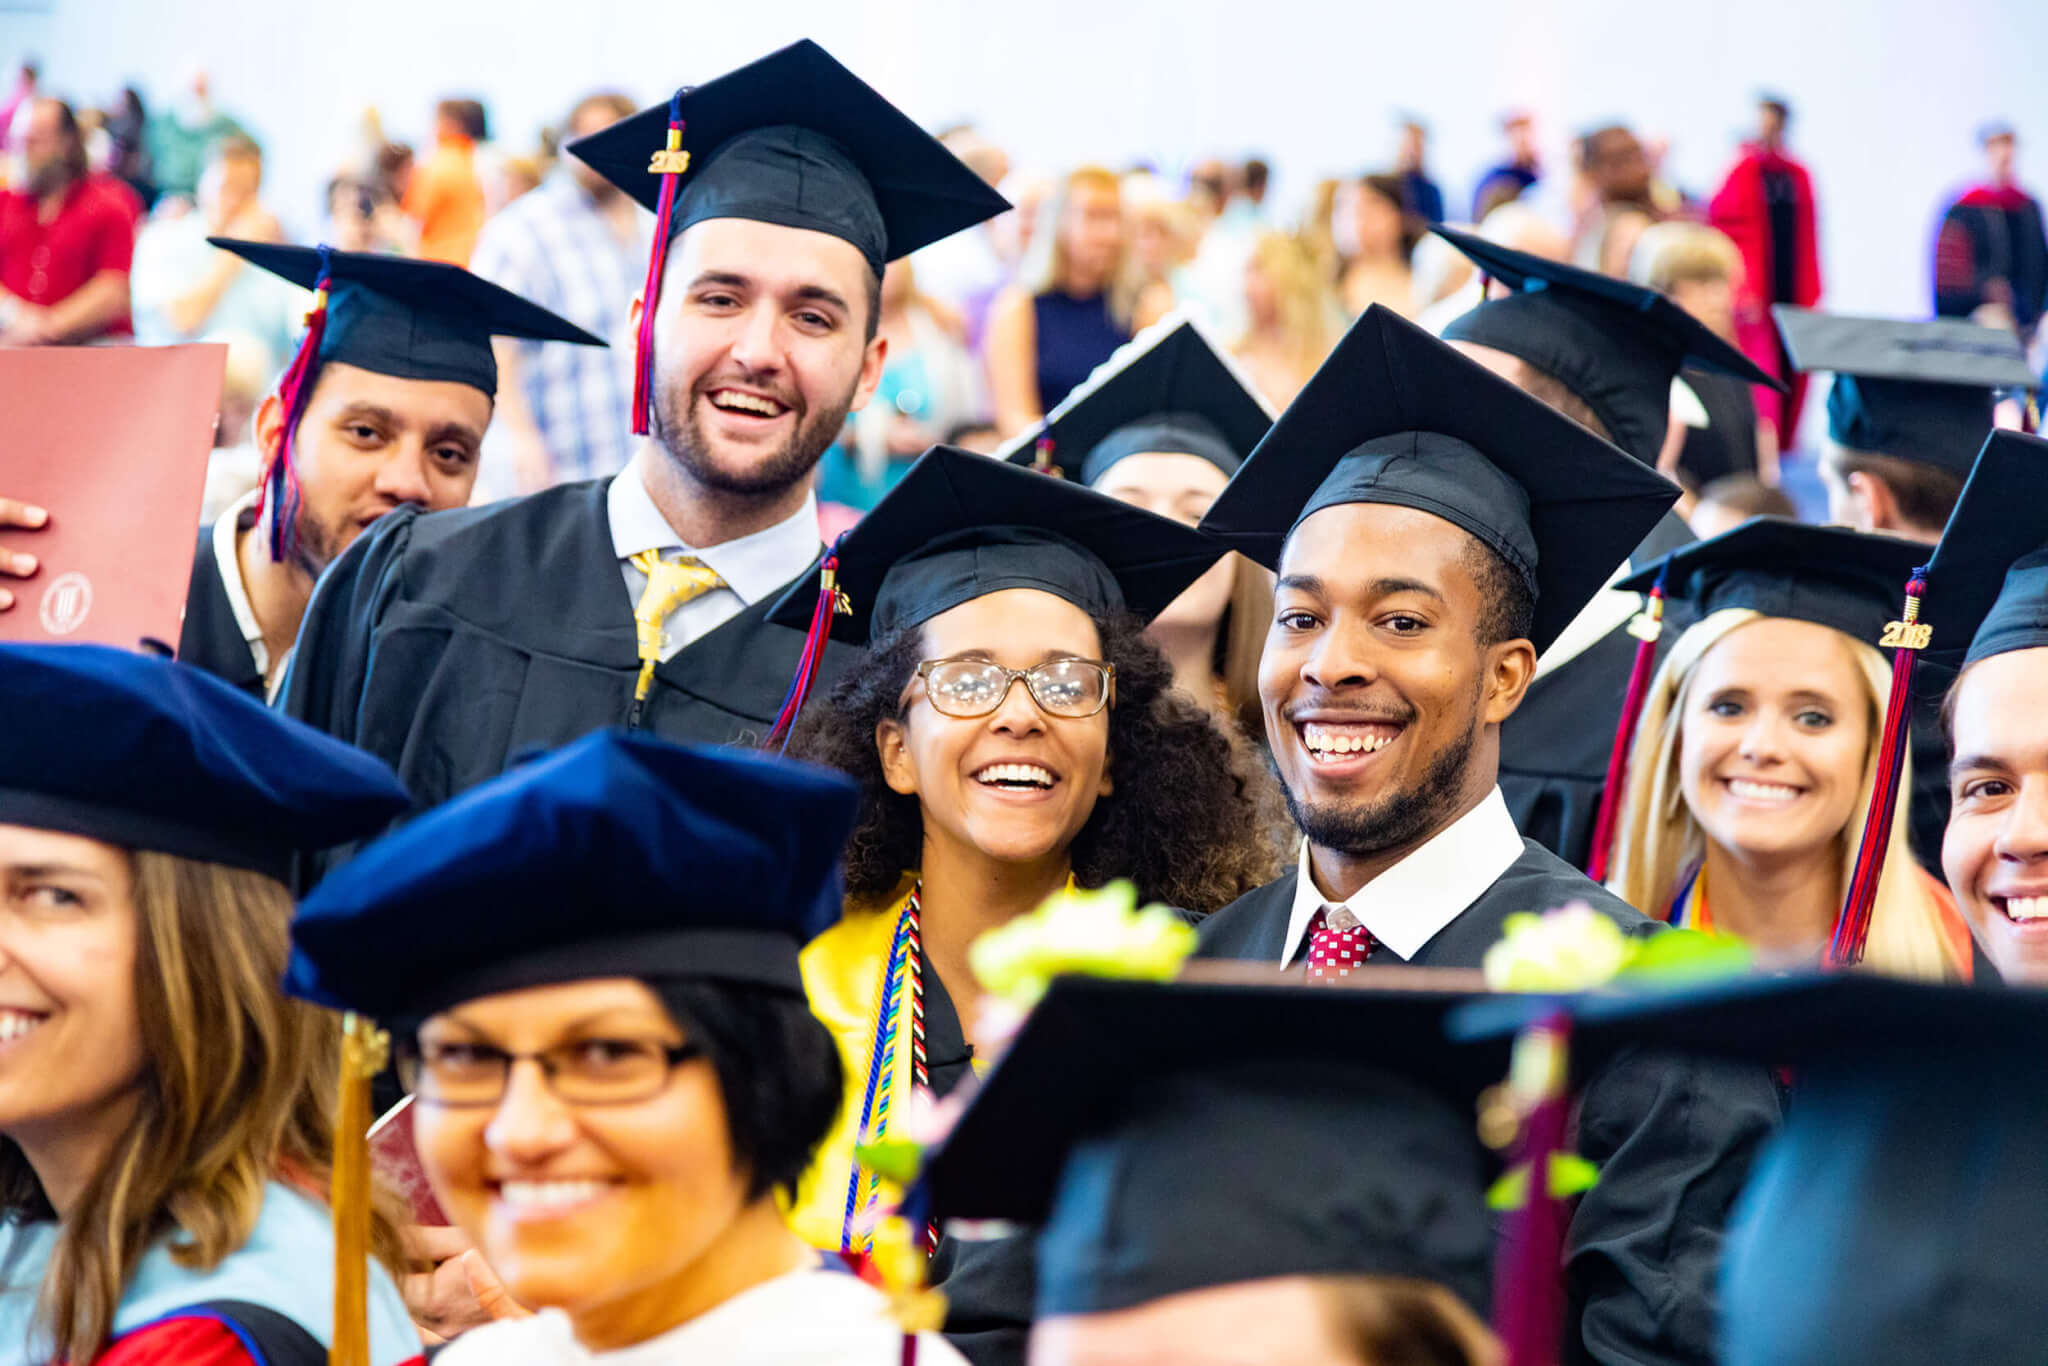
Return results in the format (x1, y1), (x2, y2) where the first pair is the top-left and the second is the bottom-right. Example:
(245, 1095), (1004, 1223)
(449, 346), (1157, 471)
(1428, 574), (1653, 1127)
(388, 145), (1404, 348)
(399, 1036), (705, 1108)
(914, 656), (1115, 719)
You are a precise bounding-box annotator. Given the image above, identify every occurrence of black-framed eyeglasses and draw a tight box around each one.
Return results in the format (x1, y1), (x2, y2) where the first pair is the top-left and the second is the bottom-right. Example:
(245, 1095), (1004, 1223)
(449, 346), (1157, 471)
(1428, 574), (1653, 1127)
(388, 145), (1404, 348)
(397, 1036), (706, 1108)
(914, 656), (1116, 719)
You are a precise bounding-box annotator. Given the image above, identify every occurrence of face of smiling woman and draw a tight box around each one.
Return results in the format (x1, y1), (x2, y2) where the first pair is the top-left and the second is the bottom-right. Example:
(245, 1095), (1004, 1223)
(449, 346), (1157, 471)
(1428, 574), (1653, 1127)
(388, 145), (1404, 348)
(412, 977), (763, 1347)
(1677, 616), (1872, 870)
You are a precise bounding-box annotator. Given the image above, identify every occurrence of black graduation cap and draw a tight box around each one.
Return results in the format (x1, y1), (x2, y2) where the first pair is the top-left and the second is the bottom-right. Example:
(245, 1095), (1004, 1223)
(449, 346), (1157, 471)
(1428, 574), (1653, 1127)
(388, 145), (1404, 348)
(1433, 224), (1786, 465)
(1615, 517), (1926, 647)
(920, 975), (1502, 1318)
(1914, 429), (2048, 680)
(285, 729), (859, 1020)
(566, 39), (1008, 272)
(1450, 973), (2048, 1366)
(768, 446), (1225, 646)
(1773, 306), (2034, 475)
(208, 239), (606, 395)
(998, 317), (1275, 484)
(1198, 304), (1681, 653)
(0, 643), (409, 880)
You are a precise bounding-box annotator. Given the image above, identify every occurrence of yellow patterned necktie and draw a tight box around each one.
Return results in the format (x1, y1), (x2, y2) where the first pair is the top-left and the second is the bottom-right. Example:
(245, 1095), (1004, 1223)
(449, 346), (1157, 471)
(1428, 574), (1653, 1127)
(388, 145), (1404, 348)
(628, 548), (727, 723)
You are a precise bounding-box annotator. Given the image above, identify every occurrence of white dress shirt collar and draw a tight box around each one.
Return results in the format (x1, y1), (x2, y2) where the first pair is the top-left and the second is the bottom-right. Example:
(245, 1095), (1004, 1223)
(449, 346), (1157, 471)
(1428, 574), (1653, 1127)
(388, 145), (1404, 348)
(211, 489), (268, 677)
(1281, 786), (1526, 965)
(606, 446), (821, 606)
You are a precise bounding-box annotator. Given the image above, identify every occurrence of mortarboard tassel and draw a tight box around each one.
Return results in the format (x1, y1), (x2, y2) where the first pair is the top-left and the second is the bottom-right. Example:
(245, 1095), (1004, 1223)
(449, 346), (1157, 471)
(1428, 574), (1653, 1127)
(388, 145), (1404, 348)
(631, 90), (690, 437)
(1029, 435), (1060, 477)
(1491, 1011), (1573, 1366)
(331, 1011), (388, 1366)
(1829, 568), (1932, 966)
(1585, 566), (1668, 884)
(254, 245), (333, 564)
(765, 539), (851, 751)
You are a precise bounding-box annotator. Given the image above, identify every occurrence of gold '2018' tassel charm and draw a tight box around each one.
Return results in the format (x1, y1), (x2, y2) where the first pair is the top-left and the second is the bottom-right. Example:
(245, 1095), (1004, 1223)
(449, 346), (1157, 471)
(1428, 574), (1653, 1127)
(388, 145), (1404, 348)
(332, 1011), (389, 1366)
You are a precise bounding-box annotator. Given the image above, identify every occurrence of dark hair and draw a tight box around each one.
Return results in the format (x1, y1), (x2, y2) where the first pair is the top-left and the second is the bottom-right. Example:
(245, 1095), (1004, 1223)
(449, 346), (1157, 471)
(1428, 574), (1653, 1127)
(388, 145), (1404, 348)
(1241, 157), (1271, 198)
(1317, 1275), (1496, 1366)
(438, 98), (489, 143)
(1460, 537), (1536, 647)
(1360, 173), (1424, 260)
(648, 980), (842, 1203)
(42, 98), (86, 180)
(1824, 446), (1965, 536)
(1697, 473), (1797, 521)
(788, 609), (1283, 913)
(1760, 96), (1792, 124)
(567, 90), (636, 135)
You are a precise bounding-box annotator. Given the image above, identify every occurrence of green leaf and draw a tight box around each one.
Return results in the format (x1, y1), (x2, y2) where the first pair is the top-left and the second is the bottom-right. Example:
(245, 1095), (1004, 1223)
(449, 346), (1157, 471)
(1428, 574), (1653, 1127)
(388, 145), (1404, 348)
(1617, 928), (1752, 984)
(1485, 1155), (1603, 1210)
(854, 1138), (924, 1186)
(1486, 1164), (1528, 1211)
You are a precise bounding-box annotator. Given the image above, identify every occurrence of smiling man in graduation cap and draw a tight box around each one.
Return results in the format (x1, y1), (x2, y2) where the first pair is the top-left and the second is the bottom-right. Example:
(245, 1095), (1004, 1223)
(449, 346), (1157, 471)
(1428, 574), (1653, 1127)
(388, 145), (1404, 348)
(1428, 225), (1790, 871)
(176, 244), (604, 700)
(280, 41), (1008, 813)
(1195, 305), (1781, 1366)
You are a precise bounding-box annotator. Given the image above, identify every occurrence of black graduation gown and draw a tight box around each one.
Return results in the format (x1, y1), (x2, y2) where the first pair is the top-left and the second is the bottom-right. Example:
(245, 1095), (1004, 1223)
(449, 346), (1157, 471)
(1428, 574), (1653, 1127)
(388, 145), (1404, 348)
(279, 477), (858, 815)
(1197, 840), (1783, 1366)
(1499, 511), (1698, 871)
(175, 520), (265, 698)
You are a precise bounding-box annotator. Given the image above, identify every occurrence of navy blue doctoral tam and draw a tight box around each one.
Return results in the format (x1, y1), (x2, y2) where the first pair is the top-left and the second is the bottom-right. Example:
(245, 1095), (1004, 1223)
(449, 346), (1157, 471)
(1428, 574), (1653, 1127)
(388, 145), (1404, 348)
(0, 643), (410, 879)
(286, 730), (860, 1020)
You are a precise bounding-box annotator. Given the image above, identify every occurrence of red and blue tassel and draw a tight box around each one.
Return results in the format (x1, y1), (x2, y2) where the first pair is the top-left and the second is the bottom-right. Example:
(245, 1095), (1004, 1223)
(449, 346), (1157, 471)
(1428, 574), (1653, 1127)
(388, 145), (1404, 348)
(631, 90), (690, 436)
(765, 537), (851, 752)
(1829, 568), (1932, 966)
(1585, 565), (1668, 884)
(255, 244), (333, 563)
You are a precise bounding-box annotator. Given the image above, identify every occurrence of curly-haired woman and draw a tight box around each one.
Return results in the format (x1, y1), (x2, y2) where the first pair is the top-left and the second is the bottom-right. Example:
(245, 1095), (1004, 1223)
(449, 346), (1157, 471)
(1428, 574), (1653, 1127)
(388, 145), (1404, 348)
(769, 449), (1283, 1263)
(0, 644), (419, 1366)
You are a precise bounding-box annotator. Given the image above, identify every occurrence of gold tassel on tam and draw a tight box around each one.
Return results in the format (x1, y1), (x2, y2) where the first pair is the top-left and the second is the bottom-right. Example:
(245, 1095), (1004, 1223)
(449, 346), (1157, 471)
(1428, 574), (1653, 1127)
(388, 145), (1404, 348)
(332, 1011), (389, 1366)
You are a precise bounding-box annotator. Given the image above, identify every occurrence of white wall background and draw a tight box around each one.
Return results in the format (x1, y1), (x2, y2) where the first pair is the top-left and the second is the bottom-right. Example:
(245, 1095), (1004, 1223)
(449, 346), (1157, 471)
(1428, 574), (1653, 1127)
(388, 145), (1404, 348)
(4, 0), (2044, 320)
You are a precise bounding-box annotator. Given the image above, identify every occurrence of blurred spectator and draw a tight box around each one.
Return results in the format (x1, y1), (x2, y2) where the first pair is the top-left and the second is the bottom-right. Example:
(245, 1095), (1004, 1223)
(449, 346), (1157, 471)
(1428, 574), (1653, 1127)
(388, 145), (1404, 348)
(1338, 173), (1419, 317)
(1689, 472), (1797, 540)
(197, 332), (272, 525)
(405, 98), (487, 265)
(0, 98), (141, 344)
(987, 165), (1159, 436)
(496, 154), (543, 205)
(323, 173), (412, 254)
(132, 135), (305, 369)
(910, 126), (1012, 353)
(1709, 93), (1822, 444)
(1395, 115), (1445, 225)
(1473, 109), (1542, 220)
(1421, 200), (1571, 334)
(1186, 158), (1231, 223)
(374, 139), (415, 204)
(146, 70), (248, 201)
(1301, 176), (1345, 285)
(1632, 221), (1774, 494)
(1180, 156), (1269, 336)
(1126, 190), (1196, 322)
(1573, 123), (1661, 276)
(1934, 122), (2048, 343)
(467, 91), (644, 495)
(102, 85), (157, 207)
(1233, 231), (1341, 406)
(943, 418), (1002, 454)
(0, 61), (35, 155)
(816, 259), (984, 514)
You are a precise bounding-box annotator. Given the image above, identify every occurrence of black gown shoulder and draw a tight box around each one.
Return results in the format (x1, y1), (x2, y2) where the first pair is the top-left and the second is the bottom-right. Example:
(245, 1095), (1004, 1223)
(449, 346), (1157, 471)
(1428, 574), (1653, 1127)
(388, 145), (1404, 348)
(175, 525), (264, 698)
(279, 478), (857, 813)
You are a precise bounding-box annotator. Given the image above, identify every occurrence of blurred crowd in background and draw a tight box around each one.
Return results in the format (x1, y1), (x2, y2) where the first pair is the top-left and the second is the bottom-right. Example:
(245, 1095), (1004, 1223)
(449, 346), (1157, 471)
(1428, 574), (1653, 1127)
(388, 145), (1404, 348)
(3, 55), (2043, 534)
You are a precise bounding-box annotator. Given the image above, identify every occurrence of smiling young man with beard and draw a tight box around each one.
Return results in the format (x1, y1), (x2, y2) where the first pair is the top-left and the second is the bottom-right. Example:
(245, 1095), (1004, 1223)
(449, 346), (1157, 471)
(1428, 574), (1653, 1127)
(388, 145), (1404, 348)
(281, 42), (1006, 812)
(177, 245), (603, 699)
(1197, 306), (1783, 1366)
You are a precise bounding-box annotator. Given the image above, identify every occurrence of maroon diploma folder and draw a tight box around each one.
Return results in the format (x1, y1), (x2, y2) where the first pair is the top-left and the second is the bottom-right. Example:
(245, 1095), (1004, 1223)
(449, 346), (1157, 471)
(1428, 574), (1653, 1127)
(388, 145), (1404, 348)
(0, 344), (226, 649)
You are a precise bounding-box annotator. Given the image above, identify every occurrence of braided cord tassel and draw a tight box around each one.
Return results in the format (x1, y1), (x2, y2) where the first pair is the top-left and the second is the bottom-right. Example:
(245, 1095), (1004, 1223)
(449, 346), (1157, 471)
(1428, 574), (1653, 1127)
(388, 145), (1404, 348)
(256, 245), (333, 563)
(1830, 571), (1931, 965)
(841, 895), (917, 1253)
(766, 538), (850, 751)
(631, 90), (688, 436)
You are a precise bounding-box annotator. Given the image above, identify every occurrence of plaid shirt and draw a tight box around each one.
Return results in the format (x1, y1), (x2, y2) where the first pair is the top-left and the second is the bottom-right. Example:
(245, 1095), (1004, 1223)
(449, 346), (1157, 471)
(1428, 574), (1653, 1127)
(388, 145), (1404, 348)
(469, 172), (648, 485)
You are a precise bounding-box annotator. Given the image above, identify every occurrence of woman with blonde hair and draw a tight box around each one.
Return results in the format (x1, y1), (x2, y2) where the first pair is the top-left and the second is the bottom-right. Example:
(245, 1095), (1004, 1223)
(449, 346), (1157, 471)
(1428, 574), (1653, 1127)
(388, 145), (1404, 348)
(1234, 231), (1342, 407)
(0, 645), (419, 1365)
(1603, 522), (1974, 979)
(986, 166), (1169, 436)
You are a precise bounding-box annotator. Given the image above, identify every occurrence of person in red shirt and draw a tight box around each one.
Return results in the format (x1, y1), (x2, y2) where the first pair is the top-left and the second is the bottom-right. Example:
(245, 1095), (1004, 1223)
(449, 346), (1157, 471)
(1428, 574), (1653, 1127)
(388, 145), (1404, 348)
(0, 98), (142, 344)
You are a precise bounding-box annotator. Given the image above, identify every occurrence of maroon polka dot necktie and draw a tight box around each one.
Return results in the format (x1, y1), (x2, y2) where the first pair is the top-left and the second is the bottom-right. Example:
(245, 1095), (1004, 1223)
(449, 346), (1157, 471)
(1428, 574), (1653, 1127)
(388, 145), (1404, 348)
(1303, 905), (1376, 981)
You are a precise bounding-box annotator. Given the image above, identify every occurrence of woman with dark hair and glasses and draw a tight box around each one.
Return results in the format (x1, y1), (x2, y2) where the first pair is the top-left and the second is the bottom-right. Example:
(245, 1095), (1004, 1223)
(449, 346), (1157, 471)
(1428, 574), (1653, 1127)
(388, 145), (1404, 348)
(285, 729), (970, 1364)
(770, 448), (1283, 1283)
